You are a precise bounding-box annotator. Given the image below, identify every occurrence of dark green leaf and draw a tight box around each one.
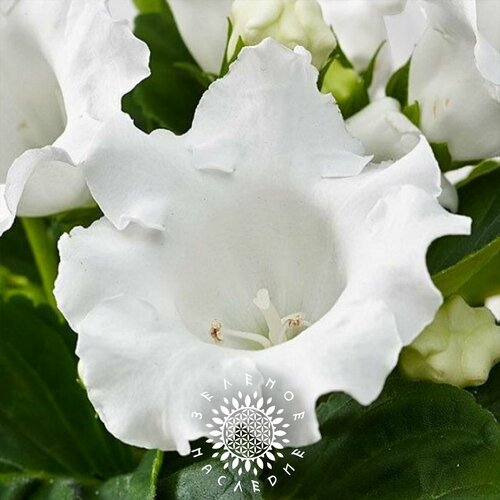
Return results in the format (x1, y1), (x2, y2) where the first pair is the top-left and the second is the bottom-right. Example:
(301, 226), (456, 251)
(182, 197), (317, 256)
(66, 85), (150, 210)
(0, 266), (46, 305)
(0, 473), (95, 500)
(428, 166), (500, 279)
(458, 159), (500, 188)
(0, 452), (163, 499)
(471, 364), (500, 422)
(123, 1), (207, 134)
(266, 376), (500, 499)
(160, 458), (264, 500)
(0, 219), (39, 284)
(432, 238), (500, 300)
(385, 59), (410, 107)
(0, 297), (134, 478)
(97, 450), (163, 500)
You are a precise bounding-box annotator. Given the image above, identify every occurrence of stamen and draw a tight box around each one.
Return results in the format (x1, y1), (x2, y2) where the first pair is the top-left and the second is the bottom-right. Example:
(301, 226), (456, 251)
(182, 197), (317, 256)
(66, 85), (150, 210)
(210, 319), (223, 342)
(281, 313), (311, 341)
(210, 289), (310, 350)
(209, 319), (272, 349)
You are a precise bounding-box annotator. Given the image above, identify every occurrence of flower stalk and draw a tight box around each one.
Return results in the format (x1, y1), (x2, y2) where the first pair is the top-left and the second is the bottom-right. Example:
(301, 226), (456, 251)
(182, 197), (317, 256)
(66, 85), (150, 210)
(21, 217), (59, 314)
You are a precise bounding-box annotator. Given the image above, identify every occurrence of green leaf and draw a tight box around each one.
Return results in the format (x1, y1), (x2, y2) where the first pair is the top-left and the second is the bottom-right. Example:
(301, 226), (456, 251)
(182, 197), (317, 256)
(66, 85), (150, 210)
(385, 59), (410, 107)
(0, 452), (164, 499)
(458, 159), (500, 188)
(428, 166), (500, 298)
(471, 364), (500, 422)
(430, 142), (453, 171)
(133, 0), (164, 13)
(97, 450), (163, 500)
(160, 458), (264, 499)
(0, 473), (95, 500)
(266, 376), (500, 499)
(360, 42), (385, 89)
(0, 219), (39, 284)
(0, 266), (46, 306)
(0, 297), (134, 478)
(402, 100), (420, 127)
(432, 238), (500, 300)
(123, 1), (207, 134)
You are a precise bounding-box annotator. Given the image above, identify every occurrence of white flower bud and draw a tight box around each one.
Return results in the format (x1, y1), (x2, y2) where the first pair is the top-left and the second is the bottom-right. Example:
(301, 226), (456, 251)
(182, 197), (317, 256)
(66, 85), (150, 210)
(400, 296), (500, 388)
(229, 0), (336, 68)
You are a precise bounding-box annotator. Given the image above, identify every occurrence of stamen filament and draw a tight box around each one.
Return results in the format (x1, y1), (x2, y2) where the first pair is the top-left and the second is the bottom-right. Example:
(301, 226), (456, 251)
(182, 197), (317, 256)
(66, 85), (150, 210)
(222, 327), (273, 349)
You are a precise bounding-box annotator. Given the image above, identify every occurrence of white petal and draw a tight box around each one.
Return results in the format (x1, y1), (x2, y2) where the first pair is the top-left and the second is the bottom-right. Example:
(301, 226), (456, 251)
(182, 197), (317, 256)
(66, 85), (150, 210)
(85, 40), (369, 231)
(409, 0), (500, 160)
(0, 147), (88, 235)
(384, 0), (426, 69)
(318, 139), (470, 346)
(0, 0), (149, 224)
(346, 97), (420, 162)
(85, 113), (194, 231)
(437, 174), (459, 213)
(187, 39), (368, 178)
(168, 0), (233, 73)
(318, 0), (407, 96)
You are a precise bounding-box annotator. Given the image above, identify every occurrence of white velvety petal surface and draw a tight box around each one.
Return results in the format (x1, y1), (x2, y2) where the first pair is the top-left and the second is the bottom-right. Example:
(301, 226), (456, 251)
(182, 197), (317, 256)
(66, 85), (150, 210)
(56, 40), (470, 454)
(0, 0), (149, 233)
(408, 0), (500, 160)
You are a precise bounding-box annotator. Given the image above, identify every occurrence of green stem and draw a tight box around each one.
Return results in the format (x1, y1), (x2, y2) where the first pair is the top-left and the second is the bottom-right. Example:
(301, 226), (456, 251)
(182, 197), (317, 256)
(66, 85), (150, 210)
(21, 217), (59, 312)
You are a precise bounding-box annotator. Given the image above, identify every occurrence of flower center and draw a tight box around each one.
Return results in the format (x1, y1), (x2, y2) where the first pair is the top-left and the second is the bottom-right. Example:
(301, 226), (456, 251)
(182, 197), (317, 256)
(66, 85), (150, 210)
(210, 288), (310, 350)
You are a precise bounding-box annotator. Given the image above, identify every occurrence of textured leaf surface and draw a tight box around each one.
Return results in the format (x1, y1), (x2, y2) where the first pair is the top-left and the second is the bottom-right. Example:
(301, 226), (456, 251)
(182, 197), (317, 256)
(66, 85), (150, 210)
(266, 376), (500, 499)
(0, 298), (134, 478)
(428, 167), (500, 290)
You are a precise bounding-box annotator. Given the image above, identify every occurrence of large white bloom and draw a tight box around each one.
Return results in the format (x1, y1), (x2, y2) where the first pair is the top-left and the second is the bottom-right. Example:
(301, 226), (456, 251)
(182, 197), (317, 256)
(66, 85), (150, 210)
(0, 0), (150, 235)
(408, 0), (500, 160)
(55, 40), (470, 453)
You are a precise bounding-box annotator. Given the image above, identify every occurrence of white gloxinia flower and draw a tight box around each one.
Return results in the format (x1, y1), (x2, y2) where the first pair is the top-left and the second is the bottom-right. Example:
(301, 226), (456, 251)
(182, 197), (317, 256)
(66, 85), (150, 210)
(55, 40), (470, 453)
(408, 0), (500, 160)
(229, 0), (336, 68)
(0, 0), (150, 235)
(346, 97), (458, 212)
(400, 295), (500, 388)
